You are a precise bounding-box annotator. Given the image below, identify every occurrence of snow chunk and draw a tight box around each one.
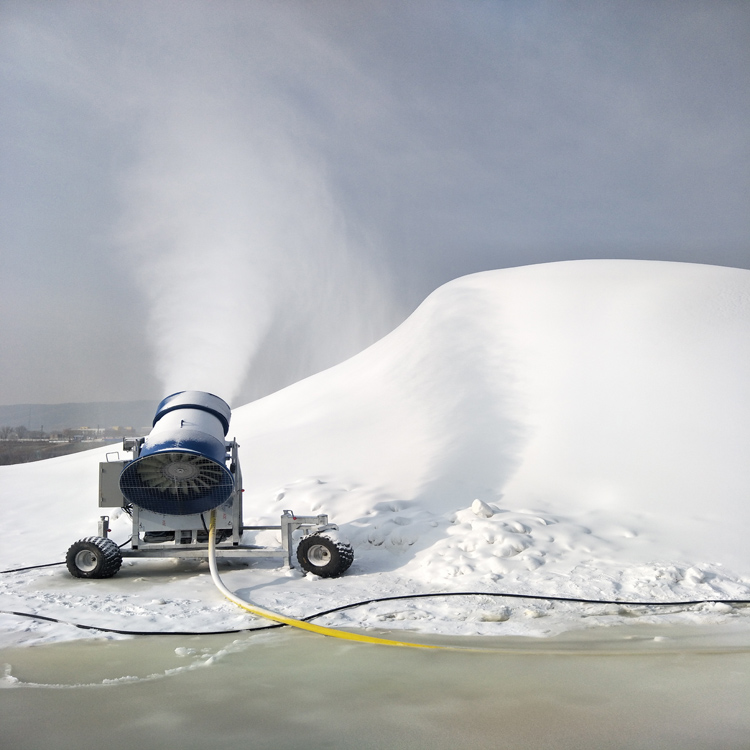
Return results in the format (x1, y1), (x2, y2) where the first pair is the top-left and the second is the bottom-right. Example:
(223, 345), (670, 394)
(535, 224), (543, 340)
(472, 499), (495, 518)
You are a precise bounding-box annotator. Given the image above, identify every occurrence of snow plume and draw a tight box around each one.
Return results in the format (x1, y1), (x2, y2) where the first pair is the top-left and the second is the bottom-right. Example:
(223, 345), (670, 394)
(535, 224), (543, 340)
(117, 89), (396, 406)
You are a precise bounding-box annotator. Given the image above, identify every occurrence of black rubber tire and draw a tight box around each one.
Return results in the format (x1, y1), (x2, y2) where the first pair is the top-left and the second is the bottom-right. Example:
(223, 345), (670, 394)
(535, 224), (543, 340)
(296, 535), (354, 578)
(66, 537), (123, 579)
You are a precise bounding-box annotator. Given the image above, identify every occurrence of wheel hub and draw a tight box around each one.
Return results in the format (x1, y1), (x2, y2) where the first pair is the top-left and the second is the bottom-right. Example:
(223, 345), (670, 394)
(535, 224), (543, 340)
(306, 544), (332, 567)
(74, 549), (98, 572)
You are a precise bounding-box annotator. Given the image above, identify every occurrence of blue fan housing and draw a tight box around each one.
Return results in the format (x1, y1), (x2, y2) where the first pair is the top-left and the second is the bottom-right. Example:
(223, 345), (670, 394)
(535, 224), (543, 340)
(119, 391), (235, 515)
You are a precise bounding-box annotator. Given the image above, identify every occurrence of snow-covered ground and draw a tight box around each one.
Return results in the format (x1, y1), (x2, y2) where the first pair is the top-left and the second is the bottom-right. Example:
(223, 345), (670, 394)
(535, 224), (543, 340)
(2, 259), (749, 647)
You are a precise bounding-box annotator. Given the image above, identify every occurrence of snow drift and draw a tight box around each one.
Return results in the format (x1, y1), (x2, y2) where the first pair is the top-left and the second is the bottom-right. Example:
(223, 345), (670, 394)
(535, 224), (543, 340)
(2, 260), (749, 645)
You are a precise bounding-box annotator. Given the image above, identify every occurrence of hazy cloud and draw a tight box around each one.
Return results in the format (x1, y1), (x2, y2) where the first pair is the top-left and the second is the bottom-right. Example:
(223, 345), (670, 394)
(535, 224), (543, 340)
(1, 0), (748, 404)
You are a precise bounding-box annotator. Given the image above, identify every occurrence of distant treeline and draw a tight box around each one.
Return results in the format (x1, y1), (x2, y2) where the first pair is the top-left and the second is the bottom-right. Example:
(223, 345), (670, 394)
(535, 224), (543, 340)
(0, 424), (138, 440)
(0, 400), (155, 435)
(0, 399), (154, 465)
(0, 436), (121, 466)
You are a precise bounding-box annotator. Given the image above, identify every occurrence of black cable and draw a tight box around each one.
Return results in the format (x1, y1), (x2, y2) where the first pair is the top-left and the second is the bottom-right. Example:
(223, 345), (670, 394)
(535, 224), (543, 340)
(0, 561), (66, 574)
(306, 591), (750, 617)
(2, 590), (749, 638)
(0, 608), (283, 635)
(3, 554), (749, 634)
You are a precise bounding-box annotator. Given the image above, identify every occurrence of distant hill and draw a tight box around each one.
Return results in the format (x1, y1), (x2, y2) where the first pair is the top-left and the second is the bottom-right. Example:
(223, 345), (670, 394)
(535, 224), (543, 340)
(0, 400), (156, 433)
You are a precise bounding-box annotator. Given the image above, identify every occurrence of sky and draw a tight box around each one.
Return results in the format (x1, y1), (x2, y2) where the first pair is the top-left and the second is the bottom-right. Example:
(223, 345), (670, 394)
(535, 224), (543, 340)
(1, 0), (748, 407)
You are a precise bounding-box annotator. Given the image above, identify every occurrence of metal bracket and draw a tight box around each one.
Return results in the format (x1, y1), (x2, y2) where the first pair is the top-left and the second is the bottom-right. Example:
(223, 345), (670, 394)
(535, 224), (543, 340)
(98, 515), (110, 538)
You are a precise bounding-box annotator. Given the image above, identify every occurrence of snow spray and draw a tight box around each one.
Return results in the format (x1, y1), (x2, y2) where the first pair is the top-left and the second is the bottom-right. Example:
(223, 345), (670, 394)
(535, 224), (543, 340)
(117, 91), (397, 404)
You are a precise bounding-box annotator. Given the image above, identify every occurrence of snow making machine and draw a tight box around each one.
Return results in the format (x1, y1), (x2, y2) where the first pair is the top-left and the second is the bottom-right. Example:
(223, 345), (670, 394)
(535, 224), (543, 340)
(66, 391), (353, 579)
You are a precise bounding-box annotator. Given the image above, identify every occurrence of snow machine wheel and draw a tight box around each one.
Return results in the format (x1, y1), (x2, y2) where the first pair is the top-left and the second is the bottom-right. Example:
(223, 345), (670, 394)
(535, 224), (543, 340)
(296, 535), (353, 578)
(66, 537), (123, 579)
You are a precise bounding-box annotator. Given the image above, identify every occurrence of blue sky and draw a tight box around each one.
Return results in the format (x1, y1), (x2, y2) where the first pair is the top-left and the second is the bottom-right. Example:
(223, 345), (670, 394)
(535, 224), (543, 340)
(1, 0), (748, 405)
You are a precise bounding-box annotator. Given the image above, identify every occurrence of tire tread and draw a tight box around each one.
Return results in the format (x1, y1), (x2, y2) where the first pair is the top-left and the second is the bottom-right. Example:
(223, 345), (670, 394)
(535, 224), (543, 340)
(296, 535), (354, 578)
(66, 536), (123, 579)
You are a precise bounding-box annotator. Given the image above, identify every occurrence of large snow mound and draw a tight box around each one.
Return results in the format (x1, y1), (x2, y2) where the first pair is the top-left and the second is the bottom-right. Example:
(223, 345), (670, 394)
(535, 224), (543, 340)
(2, 260), (749, 645)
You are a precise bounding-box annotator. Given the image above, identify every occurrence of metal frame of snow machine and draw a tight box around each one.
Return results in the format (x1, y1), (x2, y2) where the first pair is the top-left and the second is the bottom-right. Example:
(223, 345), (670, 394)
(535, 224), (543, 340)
(65, 437), (354, 579)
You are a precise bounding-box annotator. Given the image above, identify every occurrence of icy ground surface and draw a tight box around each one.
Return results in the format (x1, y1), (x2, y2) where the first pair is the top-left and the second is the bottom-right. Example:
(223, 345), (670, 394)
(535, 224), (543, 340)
(1, 260), (749, 646)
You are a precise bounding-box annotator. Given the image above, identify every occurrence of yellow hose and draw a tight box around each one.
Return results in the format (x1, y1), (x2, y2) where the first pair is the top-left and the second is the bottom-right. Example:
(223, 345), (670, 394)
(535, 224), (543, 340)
(207, 512), (750, 656)
(208, 510), (446, 649)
